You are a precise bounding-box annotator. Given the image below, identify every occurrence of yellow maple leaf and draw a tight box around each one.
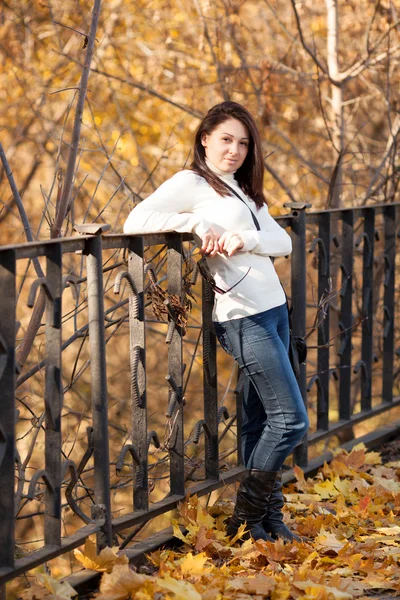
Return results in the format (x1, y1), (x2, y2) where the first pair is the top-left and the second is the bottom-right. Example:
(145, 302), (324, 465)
(172, 519), (192, 544)
(96, 563), (148, 599)
(35, 573), (77, 599)
(226, 522), (248, 545)
(227, 573), (276, 594)
(270, 578), (291, 599)
(314, 479), (339, 499)
(293, 465), (307, 489)
(315, 529), (345, 553)
(293, 580), (352, 599)
(376, 525), (400, 535)
(333, 477), (350, 497)
(364, 451), (383, 465)
(176, 552), (211, 575)
(372, 476), (400, 493)
(333, 448), (366, 470)
(134, 591), (154, 600)
(196, 501), (216, 530)
(225, 537), (255, 563)
(74, 539), (128, 573)
(156, 574), (202, 600)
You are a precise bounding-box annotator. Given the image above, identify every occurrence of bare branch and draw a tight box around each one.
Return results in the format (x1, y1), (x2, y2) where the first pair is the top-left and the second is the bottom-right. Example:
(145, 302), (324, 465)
(341, 44), (400, 82)
(290, 0), (329, 76)
(52, 19), (89, 40)
(264, 161), (298, 204)
(363, 114), (400, 203)
(54, 0), (103, 236)
(0, 142), (44, 279)
(365, 0), (381, 55)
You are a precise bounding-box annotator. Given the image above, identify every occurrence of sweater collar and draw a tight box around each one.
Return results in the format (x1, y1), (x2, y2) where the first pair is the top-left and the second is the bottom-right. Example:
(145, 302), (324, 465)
(206, 158), (237, 185)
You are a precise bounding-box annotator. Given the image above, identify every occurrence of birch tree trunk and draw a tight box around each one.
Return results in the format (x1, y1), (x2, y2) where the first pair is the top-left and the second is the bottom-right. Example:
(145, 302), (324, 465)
(325, 0), (344, 208)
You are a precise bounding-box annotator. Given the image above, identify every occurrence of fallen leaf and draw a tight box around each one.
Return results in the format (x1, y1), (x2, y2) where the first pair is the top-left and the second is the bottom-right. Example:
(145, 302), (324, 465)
(333, 477), (350, 497)
(314, 479), (339, 500)
(172, 519), (191, 544)
(95, 563), (148, 600)
(156, 574), (202, 600)
(372, 476), (400, 493)
(293, 580), (352, 599)
(74, 539), (128, 573)
(20, 573), (76, 599)
(362, 450), (382, 466)
(226, 573), (276, 594)
(176, 552), (211, 575)
(35, 574), (77, 600)
(315, 529), (345, 553)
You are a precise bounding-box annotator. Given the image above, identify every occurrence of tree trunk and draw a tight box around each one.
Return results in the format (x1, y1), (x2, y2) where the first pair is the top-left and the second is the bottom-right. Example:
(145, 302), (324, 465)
(326, 0), (344, 209)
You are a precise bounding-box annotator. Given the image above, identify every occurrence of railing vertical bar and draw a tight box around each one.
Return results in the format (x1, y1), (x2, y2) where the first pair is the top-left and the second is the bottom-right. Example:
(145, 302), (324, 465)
(360, 208), (375, 411)
(128, 238), (148, 510)
(339, 210), (354, 420)
(382, 204), (396, 403)
(167, 235), (185, 496)
(202, 281), (219, 480)
(0, 249), (16, 575)
(44, 244), (62, 546)
(85, 234), (112, 548)
(287, 203), (309, 467)
(317, 212), (331, 431)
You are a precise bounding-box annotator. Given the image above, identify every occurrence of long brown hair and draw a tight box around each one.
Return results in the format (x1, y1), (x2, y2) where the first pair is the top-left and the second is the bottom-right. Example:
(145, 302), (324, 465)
(191, 101), (266, 209)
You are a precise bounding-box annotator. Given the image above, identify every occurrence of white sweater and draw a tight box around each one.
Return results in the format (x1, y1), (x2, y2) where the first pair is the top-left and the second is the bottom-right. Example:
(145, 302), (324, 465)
(123, 165), (292, 322)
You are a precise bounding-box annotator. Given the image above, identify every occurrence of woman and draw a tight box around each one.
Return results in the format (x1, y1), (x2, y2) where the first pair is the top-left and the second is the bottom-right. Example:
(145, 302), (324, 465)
(124, 101), (309, 542)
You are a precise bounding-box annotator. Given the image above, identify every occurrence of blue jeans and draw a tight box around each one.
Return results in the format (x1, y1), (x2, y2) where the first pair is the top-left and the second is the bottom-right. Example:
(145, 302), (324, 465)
(214, 303), (309, 472)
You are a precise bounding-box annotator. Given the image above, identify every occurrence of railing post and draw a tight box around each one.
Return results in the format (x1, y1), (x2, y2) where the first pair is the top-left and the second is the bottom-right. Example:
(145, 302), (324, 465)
(285, 202), (311, 467)
(167, 234), (185, 497)
(317, 212), (331, 430)
(382, 204), (396, 403)
(44, 244), (62, 546)
(339, 210), (354, 421)
(85, 234), (112, 548)
(202, 280), (219, 480)
(0, 249), (16, 589)
(360, 208), (375, 411)
(128, 237), (148, 510)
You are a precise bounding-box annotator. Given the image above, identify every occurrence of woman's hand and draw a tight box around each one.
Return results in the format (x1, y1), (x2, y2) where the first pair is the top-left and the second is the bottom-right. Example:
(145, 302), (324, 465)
(201, 227), (221, 257)
(218, 231), (244, 257)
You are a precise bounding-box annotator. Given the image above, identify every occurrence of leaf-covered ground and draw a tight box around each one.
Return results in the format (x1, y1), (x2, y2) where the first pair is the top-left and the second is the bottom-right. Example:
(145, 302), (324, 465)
(22, 443), (400, 599)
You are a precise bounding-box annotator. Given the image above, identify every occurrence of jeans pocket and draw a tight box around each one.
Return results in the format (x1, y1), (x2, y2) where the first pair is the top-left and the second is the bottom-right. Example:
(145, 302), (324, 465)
(214, 324), (234, 355)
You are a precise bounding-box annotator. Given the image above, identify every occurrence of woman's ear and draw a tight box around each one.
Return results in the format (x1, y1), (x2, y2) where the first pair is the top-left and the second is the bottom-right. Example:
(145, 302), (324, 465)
(201, 132), (207, 147)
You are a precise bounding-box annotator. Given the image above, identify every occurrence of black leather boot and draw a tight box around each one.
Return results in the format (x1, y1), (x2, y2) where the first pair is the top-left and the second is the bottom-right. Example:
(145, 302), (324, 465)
(262, 470), (301, 542)
(227, 469), (278, 541)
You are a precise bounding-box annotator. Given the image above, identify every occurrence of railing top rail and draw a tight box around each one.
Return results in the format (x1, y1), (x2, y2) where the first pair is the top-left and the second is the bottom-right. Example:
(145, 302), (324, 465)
(0, 232), (190, 259)
(305, 201), (400, 220)
(1, 201), (398, 256)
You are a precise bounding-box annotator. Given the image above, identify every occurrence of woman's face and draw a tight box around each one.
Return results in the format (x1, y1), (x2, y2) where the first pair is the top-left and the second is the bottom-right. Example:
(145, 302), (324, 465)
(201, 118), (249, 173)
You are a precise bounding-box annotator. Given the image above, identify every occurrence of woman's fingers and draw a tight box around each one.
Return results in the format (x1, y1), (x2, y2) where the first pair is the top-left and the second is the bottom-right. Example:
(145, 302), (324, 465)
(201, 229), (221, 257)
(219, 232), (244, 256)
(201, 230), (244, 258)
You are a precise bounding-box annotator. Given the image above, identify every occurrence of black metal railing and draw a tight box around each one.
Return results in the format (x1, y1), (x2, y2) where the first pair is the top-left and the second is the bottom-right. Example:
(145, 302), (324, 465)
(0, 202), (399, 588)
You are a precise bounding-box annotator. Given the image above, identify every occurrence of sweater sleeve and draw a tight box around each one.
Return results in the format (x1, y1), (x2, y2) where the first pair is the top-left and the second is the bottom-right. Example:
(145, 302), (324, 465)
(123, 171), (212, 238)
(239, 207), (292, 257)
